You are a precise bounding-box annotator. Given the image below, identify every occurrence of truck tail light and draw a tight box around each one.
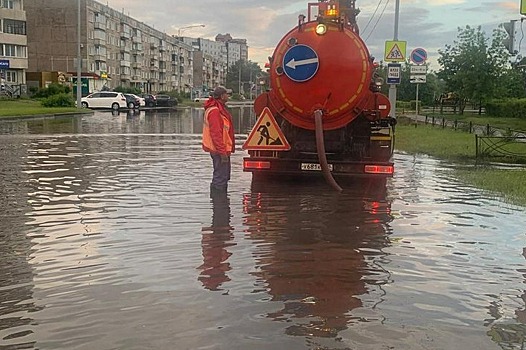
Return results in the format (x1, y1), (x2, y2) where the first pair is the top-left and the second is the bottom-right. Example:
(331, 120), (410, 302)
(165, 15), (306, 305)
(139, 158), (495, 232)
(244, 160), (271, 170)
(364, 165), (393, 174)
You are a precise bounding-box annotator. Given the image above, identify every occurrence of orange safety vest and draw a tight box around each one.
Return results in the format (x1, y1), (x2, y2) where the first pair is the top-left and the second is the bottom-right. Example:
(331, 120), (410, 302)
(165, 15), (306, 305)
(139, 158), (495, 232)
(202, 106), (233, 153)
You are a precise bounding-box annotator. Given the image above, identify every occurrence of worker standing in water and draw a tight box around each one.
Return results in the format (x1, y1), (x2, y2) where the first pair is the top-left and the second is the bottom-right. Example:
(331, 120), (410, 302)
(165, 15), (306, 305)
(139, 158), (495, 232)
(202, 86), (235, 196)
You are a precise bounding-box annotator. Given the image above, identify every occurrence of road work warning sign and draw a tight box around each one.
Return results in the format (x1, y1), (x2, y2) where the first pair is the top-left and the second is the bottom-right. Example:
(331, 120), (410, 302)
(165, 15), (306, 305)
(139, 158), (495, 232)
(243, 107), (290, 151)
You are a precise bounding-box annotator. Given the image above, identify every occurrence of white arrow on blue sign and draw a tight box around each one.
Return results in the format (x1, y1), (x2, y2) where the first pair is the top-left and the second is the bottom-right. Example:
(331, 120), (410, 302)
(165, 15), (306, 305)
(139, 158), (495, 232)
(283, 44), (319, 82)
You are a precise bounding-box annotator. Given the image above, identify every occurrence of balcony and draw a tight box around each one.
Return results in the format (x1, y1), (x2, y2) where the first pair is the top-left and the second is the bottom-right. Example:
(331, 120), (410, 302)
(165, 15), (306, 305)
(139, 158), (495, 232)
(93, 38), (106, 46)
(131, 62), (142, 68)
(121, 31), (131, 40)
(120, 73), (131, 81)
(120, 60), (131, 67)
(159, 45), (167, 52)
(92, 54), (106, 62)
(94, 21), (106, 30)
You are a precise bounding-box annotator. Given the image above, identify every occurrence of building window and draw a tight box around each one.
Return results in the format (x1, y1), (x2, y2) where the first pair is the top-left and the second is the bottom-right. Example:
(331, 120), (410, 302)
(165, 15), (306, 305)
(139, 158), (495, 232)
(6, 70), (17, 83)
(1, 44), (26, 58)
(1, 0), (14, 9)
(3, 19), (26, 35)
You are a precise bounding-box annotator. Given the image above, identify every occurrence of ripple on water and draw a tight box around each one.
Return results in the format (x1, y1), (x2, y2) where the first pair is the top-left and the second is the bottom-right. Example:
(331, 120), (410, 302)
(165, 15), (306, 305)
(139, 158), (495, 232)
(0, 116), (525, 349)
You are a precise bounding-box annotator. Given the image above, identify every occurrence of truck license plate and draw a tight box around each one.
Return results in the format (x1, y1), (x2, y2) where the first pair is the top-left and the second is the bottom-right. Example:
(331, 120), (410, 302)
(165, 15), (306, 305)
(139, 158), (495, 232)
(301, 163), (333, 171)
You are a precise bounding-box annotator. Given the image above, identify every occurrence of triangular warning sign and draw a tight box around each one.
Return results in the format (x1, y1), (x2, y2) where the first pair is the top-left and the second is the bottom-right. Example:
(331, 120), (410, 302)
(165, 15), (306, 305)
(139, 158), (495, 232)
(243, 107), (291, 151)
(386, 44), (404, 61)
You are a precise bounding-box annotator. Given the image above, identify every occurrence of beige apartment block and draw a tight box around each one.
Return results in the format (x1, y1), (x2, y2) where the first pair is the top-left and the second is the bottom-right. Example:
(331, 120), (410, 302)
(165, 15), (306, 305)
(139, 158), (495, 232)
(24, 0), (196, 94)
(0, 0), (28, 96)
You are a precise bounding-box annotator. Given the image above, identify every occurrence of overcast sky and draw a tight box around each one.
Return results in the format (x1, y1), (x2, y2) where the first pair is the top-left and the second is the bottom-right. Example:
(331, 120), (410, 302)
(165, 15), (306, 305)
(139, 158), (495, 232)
(104, 0), (523, 70)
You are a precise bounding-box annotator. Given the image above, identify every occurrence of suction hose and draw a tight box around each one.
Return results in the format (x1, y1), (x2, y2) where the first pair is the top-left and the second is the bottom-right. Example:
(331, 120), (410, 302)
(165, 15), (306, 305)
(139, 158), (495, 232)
(314, 110), (343, 192)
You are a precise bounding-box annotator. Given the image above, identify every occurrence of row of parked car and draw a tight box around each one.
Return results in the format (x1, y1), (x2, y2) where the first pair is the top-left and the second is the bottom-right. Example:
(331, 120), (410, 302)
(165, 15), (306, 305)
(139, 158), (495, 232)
(80, 92), (178, 110)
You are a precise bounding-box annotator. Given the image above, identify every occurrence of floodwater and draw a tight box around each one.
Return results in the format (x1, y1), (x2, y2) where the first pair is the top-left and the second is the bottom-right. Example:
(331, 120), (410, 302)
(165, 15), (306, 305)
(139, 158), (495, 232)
(0, 108), (525, 350)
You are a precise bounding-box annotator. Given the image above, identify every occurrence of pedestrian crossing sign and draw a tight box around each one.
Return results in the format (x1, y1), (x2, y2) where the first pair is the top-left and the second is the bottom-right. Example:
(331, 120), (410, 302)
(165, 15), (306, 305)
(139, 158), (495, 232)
(384, 41), (407, 62)
(243, 107), (291, 151)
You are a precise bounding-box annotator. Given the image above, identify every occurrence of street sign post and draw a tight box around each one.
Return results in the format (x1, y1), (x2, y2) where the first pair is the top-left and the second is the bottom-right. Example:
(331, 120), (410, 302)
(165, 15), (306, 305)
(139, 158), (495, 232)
(387, 63), (401, 84)
(410, 48), (427, 65)
(410, 65), (427, 74)
(384, 41), (407, 62)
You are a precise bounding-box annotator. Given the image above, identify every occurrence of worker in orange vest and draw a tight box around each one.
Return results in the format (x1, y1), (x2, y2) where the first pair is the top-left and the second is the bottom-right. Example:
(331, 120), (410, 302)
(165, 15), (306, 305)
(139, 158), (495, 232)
(202, 86), (235, 195)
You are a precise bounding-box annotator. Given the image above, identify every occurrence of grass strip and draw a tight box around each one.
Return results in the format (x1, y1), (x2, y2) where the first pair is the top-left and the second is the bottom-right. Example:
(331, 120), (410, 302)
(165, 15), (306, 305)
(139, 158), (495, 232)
(395, 121), (526, 206)
(0, 99), (79, 117)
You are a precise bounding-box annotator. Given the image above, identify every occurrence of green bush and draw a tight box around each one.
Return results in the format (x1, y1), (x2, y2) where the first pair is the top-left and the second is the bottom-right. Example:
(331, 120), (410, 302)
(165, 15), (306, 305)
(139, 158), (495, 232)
(40, 93), (75, 107)
(33, 83), (71, 98)
(485, 98), (526, 119)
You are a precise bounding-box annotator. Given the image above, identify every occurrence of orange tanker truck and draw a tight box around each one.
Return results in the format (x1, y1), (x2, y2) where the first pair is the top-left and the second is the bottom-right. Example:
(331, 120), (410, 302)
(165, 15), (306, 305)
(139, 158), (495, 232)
(242, 0), (396, 190)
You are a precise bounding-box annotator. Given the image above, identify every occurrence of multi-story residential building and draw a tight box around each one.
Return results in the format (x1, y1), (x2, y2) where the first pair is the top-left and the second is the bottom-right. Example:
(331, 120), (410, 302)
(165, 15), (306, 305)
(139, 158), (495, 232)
(183, 36), (227, 95)
(215, 33), (248, 69)
(24, 0), (196, 94)
(0, 0), (28, 96)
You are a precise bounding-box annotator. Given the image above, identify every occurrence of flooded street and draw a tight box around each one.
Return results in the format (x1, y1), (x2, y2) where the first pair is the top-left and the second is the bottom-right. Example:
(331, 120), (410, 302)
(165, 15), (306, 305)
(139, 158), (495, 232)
(1, 108), (525, 350)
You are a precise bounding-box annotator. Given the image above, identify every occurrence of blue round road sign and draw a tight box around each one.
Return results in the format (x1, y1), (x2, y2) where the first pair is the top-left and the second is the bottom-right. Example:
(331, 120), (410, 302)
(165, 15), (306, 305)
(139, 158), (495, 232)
(410, 48), (427, 65)
(283, 44), (319, 82)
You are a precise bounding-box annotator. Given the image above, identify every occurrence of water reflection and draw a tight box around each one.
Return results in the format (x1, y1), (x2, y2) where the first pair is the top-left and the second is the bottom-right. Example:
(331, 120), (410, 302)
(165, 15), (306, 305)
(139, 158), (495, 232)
(242, 181), (392, 339)
(198, 192), (235, 292)
(486, 246), (526, 349)
(0, 137), (40, 349)
(1, 110), (526, 349)
(0, 105), (256, 136)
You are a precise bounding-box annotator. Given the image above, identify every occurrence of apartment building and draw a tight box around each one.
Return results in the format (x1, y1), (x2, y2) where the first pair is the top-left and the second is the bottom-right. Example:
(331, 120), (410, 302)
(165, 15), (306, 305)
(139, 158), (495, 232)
(0, 0), (28, 95)
(183, 36), (227, 95)
(215, 33), (248, 69)
(24, 0), (197, 94)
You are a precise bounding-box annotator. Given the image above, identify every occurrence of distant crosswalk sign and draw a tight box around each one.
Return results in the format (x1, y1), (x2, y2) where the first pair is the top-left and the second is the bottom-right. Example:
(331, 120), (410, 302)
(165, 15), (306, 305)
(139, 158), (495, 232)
(384, 41), (407, 62)
(243, 107), (290, 151)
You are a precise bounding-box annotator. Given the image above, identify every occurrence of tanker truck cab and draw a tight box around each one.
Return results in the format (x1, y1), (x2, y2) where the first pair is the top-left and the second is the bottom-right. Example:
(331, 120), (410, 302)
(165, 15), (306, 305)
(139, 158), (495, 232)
(243, 0), (395, 186)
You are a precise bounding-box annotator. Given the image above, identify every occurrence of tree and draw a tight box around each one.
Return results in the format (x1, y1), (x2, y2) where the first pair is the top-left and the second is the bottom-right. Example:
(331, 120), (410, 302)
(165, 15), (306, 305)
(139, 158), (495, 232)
(225, 60), (263, 97)
(377, 62), (445, 108)
(437, 25), (511, 114)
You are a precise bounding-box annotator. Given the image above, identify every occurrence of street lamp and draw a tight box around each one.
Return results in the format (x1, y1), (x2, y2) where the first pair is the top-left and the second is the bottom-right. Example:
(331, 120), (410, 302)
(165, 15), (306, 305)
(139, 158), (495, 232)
(177, 24), (205, 37)
(175, 24), (205, 94)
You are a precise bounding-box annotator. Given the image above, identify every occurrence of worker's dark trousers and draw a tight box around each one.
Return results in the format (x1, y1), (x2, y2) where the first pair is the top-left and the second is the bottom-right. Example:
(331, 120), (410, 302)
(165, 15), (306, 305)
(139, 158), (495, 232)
(210, 153), (230, 193)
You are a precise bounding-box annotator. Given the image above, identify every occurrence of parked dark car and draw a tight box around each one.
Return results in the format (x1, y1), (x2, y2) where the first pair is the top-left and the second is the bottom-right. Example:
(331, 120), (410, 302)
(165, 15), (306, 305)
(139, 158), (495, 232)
(142, 94), (156, 107)
(123, 94), (140, 109)
(155, 94), (178, 107)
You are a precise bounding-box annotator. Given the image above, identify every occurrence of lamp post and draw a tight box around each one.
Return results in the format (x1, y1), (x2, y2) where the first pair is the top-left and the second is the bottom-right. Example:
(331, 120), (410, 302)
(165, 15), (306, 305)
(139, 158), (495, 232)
(76, 0), (82, 109)
(176, 24), (205, 94)
(177, 24), (205, 37)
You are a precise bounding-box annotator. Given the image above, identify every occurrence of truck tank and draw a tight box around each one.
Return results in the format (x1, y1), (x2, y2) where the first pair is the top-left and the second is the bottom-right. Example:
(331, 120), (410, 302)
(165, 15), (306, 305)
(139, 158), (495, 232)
(243, 0), (396, 189)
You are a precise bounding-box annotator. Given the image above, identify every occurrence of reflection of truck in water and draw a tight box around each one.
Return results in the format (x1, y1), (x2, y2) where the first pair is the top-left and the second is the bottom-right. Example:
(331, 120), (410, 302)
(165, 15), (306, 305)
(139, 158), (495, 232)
(241, 181), (392, 337)
(243, 0), (396, 189)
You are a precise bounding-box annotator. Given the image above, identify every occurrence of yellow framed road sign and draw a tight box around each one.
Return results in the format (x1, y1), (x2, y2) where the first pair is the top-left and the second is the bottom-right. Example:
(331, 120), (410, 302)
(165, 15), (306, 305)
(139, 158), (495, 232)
(243, 107), (290, 151)
(384, 41), (407, 62)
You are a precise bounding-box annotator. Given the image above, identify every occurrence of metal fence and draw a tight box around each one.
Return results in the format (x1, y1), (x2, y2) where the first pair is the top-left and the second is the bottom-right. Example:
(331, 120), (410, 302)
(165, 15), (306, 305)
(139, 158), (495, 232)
(412, 115), (526, 160)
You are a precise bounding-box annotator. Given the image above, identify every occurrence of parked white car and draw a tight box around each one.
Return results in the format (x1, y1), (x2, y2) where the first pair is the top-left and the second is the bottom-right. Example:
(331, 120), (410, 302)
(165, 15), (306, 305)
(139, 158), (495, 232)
(130, 93), (145, 107)
(81, 92), (127, 110)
